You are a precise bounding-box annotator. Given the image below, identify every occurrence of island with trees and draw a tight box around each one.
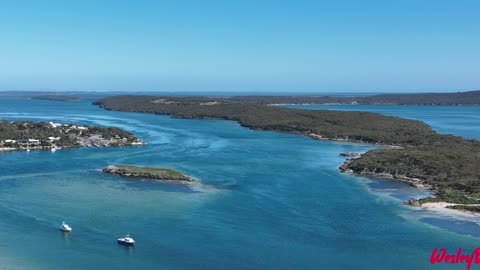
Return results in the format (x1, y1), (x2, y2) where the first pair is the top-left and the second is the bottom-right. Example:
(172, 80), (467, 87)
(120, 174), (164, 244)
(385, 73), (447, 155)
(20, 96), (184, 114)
(0, 120), (144, 151)
(94, 94), (480, 212)
(103, 165), (194, 182)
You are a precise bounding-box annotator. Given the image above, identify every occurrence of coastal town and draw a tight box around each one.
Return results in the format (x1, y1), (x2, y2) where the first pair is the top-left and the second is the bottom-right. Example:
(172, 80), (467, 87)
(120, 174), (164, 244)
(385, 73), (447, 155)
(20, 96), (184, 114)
(0, 120), (145, 152)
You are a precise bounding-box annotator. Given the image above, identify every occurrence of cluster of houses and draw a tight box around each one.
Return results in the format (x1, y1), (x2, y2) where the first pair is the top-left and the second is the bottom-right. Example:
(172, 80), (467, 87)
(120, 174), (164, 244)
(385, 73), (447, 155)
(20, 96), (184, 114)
(5, 139), (41, 146)
(1, 121), (144, 150)
(0, 137), (61, 148)
(0, 121), (73, 149)
(50, 122), (88, 132)
(1, 139), (40, 149)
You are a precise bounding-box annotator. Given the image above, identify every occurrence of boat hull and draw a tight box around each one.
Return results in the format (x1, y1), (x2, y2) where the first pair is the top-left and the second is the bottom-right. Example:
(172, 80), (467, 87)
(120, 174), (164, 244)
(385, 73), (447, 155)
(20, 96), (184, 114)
(117, 239), (134, 246)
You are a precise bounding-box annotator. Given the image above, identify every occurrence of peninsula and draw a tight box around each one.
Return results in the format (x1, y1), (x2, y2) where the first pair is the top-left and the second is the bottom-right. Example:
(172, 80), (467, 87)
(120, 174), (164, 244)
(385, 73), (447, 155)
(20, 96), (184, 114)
(223, 89), (480, 105)
(0, 120), (144, 151)
(103, 165), (194, 182)
(94, 95), (480, 212)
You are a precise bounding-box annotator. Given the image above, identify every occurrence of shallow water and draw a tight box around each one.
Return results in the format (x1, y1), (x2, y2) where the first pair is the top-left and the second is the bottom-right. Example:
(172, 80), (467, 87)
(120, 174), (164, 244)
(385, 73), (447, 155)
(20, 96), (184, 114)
(0, 98), (478, 269)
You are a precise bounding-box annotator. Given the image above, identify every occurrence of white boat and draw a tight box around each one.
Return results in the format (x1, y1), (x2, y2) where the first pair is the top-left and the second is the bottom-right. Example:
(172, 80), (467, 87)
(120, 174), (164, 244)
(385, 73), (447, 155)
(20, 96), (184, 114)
(117, 234), (135, 245)
(51, 148), (57, 152)
(60, 222), (72, 232)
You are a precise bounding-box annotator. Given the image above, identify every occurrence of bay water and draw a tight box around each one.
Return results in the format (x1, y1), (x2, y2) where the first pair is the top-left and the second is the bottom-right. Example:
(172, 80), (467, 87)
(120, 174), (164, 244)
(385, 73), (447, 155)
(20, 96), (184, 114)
(0, 98), (478, 269)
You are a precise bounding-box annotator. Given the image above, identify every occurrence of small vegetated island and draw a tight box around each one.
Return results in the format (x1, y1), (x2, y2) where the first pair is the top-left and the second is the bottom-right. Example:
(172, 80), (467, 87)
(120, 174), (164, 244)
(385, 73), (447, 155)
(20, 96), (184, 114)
(0, 120), (144, 151)
(94, 91), (480, 213)
(103, 165), (194, 182)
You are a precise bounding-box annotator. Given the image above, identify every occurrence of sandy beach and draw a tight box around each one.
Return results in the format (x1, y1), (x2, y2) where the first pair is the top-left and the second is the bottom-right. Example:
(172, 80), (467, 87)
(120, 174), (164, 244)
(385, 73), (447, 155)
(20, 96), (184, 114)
(421, 202), (480, 218)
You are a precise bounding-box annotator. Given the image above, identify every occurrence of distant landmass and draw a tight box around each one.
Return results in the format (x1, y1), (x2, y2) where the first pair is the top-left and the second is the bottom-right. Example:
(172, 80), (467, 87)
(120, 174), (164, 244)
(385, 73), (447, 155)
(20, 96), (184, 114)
(94, 95), (437, 145)
(225, 90), (480, 105)
(30, 95), (82, 101)
(2, 89), (480, 105)
(352, 90), (480, 105)
(94, 94), (480, 211)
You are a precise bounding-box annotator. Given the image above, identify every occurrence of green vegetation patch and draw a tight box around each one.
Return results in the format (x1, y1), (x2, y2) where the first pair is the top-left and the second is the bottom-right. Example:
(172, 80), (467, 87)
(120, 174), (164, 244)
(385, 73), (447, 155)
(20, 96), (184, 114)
(347, 141), (480, 195)
(115, 165), (186, 178)
(94, 95), (480, 201)
(104, 165), (193, 182)
(94, 95), (437, 146)
(447, 205), (480, 213)
(419, 192), (480, 204)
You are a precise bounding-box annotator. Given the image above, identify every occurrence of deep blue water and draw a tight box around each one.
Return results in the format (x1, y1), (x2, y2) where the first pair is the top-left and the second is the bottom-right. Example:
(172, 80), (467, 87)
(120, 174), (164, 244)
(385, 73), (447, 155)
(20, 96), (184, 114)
(0, 98), (479, 270)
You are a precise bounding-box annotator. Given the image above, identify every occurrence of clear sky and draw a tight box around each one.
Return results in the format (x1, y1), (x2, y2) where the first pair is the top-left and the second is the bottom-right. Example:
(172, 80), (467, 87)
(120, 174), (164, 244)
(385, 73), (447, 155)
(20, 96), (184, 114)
(1, 0), (479, 92)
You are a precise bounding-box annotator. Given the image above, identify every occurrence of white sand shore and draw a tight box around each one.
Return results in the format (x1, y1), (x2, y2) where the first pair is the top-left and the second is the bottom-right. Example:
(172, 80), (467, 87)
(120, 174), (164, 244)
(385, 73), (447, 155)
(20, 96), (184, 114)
(0, 147), (16, 152)
(421, 202), (480, 218)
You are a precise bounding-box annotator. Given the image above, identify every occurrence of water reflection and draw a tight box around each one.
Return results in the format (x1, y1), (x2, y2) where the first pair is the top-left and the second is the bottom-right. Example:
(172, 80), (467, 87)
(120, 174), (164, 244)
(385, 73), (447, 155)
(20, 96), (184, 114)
(118, 243), (135, 255)
(61, 231), (72, 245)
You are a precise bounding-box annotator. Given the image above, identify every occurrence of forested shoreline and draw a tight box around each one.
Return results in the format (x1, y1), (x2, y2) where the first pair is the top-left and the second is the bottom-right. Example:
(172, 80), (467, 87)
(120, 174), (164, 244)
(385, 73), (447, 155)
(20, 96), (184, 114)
(93, 95), (480, 209)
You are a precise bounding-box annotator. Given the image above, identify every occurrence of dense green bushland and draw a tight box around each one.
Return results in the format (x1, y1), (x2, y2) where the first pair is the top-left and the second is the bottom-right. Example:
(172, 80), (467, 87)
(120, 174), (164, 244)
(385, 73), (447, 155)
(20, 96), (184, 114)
(94, 95), (480, 202)
(219, 90), (480, 105)
(93, 96), (438, 145)
(347, 138), (480, 192)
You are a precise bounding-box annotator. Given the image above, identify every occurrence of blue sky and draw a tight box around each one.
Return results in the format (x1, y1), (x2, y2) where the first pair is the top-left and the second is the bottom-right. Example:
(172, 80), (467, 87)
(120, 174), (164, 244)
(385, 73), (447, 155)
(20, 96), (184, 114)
(1, 0), (479, 92)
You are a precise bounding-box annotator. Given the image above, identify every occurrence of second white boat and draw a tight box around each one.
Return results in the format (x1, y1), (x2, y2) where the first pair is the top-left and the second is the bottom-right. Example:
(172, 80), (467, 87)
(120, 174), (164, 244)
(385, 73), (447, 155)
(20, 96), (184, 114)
(60, 222), (72, 232)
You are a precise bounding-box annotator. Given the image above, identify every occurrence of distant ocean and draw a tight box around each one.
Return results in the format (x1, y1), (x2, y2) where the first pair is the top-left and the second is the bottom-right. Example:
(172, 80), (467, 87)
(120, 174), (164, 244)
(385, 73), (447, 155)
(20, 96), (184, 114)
(0, 96), (478, 270)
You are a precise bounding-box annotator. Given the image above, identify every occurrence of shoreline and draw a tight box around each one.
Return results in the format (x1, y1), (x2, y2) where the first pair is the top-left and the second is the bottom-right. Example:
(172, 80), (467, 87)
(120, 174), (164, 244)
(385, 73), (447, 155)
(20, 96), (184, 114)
(0, 142), (146, 153)
(307, 133), (403, 149)
(338, 157), (480, 217)
(339, 158), (431, 189)
(0, 147), (17, 152)
(420, 202), (480, 218)
(94, 98), (480, 219)
(103, 165), (194, 182)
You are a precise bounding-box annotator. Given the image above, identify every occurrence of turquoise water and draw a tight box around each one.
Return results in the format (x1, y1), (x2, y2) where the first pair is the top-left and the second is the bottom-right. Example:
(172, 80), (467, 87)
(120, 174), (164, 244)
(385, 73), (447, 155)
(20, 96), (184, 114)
(0, 98), (479, 270)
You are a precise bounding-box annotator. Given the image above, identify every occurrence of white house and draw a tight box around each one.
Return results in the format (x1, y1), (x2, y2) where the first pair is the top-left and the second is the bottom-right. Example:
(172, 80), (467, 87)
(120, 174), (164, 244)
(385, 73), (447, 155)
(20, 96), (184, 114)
(49, 122), (62, 128)
(17, 139), (40, 145)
